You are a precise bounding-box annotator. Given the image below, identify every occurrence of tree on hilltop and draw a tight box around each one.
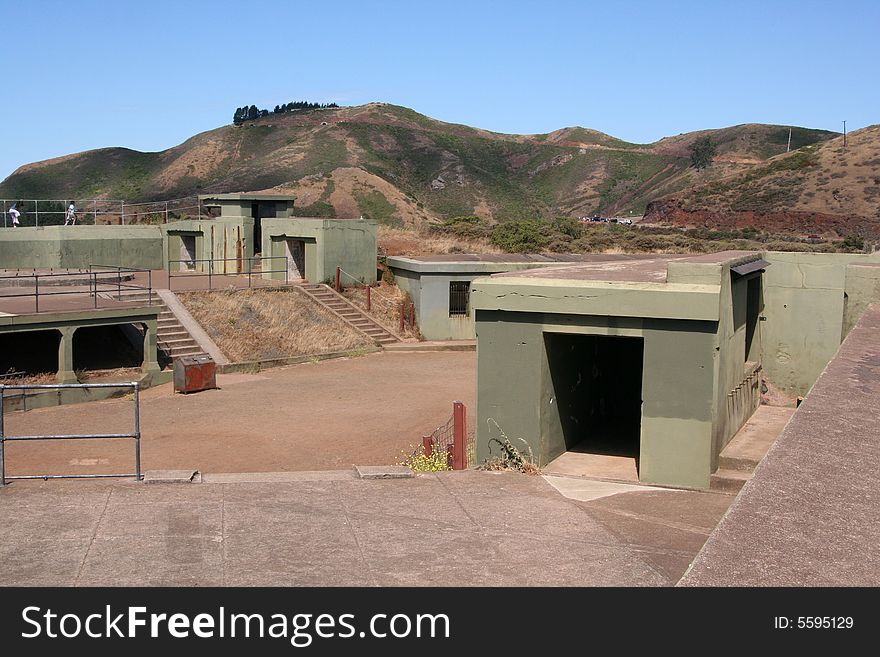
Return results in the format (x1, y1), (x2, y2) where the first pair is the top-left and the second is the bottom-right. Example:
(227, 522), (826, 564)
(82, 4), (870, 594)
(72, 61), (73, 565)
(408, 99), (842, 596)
(689, 136), (717, 169)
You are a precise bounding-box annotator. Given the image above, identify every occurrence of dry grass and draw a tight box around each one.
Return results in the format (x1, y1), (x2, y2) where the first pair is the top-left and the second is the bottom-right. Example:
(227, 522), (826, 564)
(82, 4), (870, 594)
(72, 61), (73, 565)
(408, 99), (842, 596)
(0, 370), (57, 386)
(378, 226), (501, 256)
(177, 288), (373, 362)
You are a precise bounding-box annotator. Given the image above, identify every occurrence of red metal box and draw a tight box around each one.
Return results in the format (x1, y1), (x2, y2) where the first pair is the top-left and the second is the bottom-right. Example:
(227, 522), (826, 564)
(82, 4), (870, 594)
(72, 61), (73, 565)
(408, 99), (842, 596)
(173, 355), (217, 394)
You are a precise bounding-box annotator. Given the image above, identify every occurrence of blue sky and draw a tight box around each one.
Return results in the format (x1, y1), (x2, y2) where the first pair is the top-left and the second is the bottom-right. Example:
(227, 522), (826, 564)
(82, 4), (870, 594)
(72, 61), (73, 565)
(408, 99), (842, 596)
(1, 0), (877, 181)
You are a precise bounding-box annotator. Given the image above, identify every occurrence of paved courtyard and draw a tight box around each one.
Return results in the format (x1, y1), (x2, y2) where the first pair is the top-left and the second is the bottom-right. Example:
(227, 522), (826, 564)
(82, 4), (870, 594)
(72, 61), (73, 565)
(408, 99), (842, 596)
(2, 351), (475, 477)
(0, 470), (733, 586)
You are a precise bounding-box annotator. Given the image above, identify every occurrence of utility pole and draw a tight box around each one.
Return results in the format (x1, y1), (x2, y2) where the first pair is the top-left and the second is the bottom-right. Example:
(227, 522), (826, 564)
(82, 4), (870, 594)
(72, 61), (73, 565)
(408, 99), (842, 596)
(843, 120), (847, 147)
(787, 127), (792, 152)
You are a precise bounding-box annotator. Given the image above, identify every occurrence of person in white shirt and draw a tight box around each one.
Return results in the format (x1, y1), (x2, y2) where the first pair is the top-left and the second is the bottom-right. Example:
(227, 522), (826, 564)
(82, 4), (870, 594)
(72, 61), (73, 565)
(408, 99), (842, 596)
(65, 202), (77, 225)
(8, 203), (20, 227)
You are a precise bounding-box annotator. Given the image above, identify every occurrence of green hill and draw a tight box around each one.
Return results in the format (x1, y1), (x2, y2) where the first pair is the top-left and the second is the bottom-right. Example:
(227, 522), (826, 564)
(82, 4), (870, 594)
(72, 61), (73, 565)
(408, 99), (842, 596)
(0, 103), (840, 228)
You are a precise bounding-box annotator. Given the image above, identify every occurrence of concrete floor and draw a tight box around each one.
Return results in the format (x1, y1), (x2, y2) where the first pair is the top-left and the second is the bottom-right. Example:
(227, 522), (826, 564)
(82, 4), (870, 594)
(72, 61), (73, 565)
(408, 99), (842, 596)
(0, 470), (734, 586)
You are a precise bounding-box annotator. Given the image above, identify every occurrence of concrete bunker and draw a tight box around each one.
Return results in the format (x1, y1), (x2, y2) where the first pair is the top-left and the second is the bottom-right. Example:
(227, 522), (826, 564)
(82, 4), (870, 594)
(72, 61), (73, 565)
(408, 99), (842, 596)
(387, 254), (665, 341)
(0, 307), (161, 384)
(472, 251), (771, 489)
(544, 333), (644, 461)
(473, 249), (880, 488)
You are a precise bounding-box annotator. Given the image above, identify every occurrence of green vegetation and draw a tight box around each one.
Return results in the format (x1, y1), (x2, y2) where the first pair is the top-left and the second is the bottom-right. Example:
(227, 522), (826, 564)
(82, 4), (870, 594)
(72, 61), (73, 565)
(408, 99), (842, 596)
(355, 189), (399, 226)
(431, 214), (866, 255)
(490, 219), (548, 252)
(689, 136), (717, 169)
(398, 446), (451, 472)
(234, 101), (339, 124)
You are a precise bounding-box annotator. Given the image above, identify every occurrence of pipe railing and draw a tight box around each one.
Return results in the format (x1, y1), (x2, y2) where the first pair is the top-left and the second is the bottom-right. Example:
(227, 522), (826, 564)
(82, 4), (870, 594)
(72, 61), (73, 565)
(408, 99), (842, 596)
(167, 256), (290, 291)
(336, 266), (413, 336)
(0, 266), (153, 313)
(1, 197), (206, 227)
(0, 382), (142, 485)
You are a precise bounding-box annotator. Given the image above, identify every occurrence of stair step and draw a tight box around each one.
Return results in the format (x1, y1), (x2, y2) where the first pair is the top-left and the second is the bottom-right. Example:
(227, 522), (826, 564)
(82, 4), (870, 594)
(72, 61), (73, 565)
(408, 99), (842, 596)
(159, 331), (190, 339)
(160, 338), (199, 347)
(709, 468), (751, 494)
(718, 455), (761, 472)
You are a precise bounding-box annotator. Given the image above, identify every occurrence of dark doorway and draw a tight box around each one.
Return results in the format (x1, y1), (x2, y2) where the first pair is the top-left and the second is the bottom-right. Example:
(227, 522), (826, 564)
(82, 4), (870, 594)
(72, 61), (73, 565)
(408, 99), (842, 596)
(744, 276), (762, 363)
(0, 330), (60, 377)
(72, 326), (142, 370)
(545, 333), (644, 458)
(251, 202), (263, 254)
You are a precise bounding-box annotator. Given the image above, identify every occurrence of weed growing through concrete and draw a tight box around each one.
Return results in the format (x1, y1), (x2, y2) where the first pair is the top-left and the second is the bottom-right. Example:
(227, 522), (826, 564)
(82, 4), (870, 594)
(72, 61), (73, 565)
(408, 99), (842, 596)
(479, 419), (541, 475)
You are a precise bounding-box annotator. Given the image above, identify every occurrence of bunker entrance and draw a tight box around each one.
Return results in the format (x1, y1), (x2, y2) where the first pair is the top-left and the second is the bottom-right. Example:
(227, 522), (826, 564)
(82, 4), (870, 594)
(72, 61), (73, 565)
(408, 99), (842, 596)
(0, 330), (60, 378)
(285, 239), (306, 279)
(180, 235), (196, 270)
(545, 333), (644, 460)
(251, 202), (263, 255)
(73, 325), (143, 371)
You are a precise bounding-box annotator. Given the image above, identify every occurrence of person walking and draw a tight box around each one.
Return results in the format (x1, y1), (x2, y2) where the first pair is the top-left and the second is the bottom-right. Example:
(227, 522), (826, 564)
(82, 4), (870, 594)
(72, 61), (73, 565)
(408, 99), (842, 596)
(8, 202), (20, 227)
(65, 201), (77, 225)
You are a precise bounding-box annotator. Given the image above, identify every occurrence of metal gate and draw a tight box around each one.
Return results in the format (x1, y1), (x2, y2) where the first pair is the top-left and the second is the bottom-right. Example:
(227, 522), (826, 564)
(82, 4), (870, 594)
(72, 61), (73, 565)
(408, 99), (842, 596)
(0, 382), (142, 485)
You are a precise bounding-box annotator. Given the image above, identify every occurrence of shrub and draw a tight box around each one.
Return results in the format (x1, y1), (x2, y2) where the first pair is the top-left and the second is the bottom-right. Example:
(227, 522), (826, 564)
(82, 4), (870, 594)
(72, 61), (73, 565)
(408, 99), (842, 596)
(840, 235), (865, 252)
(490, 219), (549, 253)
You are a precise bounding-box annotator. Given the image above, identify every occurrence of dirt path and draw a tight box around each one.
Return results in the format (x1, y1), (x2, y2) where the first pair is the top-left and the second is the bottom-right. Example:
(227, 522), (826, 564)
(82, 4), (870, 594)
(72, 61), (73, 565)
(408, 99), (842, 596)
(2, 351), (476, 477)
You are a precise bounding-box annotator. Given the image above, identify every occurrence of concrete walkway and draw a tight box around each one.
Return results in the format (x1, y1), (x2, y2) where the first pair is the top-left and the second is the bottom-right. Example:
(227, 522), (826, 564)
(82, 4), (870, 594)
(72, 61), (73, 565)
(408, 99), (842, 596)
(681, 305), (880, 586)
(0, 470), (733, 586)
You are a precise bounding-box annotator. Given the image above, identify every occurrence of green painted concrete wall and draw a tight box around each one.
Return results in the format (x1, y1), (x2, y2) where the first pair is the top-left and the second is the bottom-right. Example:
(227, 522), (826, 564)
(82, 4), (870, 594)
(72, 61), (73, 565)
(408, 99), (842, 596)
(162, 219), (253, 274)
(0, 226), (164, 269)
(262, 217), (377, 284)
(472, 253), (765, 489)
(475, 310), (719, 489)
(393, 273), (479, 340)
(761, 251), (880, 395)
(843, 264), (880, 337)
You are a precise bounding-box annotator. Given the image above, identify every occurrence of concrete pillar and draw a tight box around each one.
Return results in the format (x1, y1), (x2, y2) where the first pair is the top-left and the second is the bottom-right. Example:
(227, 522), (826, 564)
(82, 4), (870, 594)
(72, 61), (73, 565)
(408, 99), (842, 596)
(56, 327), (78, 384)
(141, 320), (161, 374)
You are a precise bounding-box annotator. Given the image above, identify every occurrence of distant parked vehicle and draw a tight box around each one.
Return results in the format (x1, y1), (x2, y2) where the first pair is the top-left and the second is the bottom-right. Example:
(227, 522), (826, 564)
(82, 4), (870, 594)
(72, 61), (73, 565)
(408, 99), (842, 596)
(619, 218), (633, 225)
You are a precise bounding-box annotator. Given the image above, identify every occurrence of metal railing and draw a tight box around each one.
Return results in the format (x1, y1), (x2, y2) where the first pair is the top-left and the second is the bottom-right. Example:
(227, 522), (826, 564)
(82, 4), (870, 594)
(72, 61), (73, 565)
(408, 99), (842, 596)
(0, 266), (152, 313)
(0, 382), (142, 485)
(337, 266), (412, 337)
(1, 197), (206, 227)
(167, 256), (289, 291)
(88, 264), (153, 305)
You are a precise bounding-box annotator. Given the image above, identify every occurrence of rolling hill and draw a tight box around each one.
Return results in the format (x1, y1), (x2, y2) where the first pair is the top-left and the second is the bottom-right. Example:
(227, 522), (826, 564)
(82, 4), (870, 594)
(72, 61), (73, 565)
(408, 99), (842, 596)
(0, 103), (852, 231)
(643, 125), (880, 237)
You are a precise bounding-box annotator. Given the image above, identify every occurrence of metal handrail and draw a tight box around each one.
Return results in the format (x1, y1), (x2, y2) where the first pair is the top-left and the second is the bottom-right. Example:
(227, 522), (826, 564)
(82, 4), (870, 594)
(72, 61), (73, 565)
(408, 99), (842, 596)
(0, 382), (142, 485)
(0, 266), (153, 312)
(2, 197), (206, 227)
(167, 256), (290, 291)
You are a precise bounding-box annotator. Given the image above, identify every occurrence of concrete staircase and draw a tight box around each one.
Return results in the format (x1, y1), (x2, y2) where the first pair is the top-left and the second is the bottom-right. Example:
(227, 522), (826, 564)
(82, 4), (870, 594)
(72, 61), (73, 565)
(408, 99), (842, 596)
(114, 290), (207, 363)
(710, 405), (796, 493)
(299, 284), (399, 347)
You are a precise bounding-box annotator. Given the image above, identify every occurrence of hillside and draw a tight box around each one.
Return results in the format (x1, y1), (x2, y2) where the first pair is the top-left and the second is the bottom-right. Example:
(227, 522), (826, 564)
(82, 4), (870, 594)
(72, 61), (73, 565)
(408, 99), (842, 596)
(644, 125), (880, 237)
(0, 103), (841, 227)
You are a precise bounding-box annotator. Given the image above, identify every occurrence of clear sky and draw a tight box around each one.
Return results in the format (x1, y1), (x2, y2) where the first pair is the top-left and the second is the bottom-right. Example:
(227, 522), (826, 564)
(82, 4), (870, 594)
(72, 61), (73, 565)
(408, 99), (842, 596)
(1, 0), (877, 181)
